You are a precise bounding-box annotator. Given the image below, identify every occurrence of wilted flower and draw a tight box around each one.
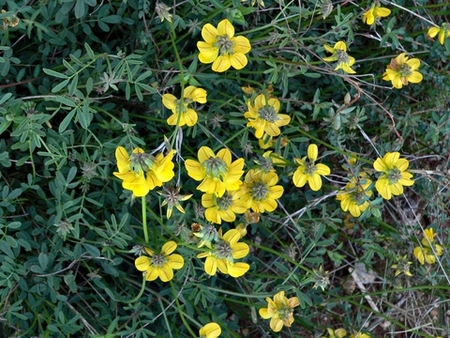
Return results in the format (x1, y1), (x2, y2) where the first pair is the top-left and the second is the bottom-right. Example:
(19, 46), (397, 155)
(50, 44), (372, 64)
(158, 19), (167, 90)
(259, 291), (300, 332)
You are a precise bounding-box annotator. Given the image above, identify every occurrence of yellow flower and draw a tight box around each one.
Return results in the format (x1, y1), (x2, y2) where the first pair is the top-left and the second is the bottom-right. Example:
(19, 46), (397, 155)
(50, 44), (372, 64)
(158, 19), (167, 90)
(413, 228), (444, 265)
(363, 5), (391, 25)
(391, 255), (413, 277)
(185, 146), (244, 197)
(428, 23), (450, 45)
(336, 174), (373, 217)
(373, 152), (414, 200)
(135, 241), (184, 282)
(259, 291), (300, 332)
(197, 19), (251, 72)
(236, 169), (284, 213)
(197, 229), (250, 278)
(323, 41), (356, 74)
(244, 94), (291, 139)
(382, 53), (423, 89)
(322, 328), (347, 338)
(293, 144), (331, 191)
(113, 146), (175, 197)
(202, 190), (248, 224)
(162, 86), (207, 127)
(199, 322), (221, 338)
(350, 333), (371, 338)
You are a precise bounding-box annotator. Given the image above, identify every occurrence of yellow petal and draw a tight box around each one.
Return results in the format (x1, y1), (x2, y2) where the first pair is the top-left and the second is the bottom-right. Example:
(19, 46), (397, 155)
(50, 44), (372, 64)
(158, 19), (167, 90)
(162, 240), (177, 255)
(259, 308), (271, 319)
(204, 256), (217, 275)
(115, 146), (130, 173)
(227, 262), (250, 277)
(233, 36), (251, 53)
(159, 265), (174, 282)
(307, 144), (318, 161)
(168, 253), (184, 270)
(199, 322), (221, 338)
(162, 93), (177, 110)
(334, 41), (347, 52)
(270, 317), (284, 332)
(428, 26), (440, 38)
(217, 18), (234, 38)
(230, 53), (248, 70)
(201, 23), (218, 44)
(231, 242), (250, 259)
(408, 71), (423, 83)
(212, 55), (231, 72)
(308, 173), (323, 191)
(135, 256), (150, 271)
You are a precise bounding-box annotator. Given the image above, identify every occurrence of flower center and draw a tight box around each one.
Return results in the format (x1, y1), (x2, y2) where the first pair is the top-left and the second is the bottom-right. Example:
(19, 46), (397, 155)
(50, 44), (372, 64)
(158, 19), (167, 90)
(130, 152), (155, 172)
(351, 189), (367, 205)
(151, 253), (168, 268)
(202, 156), (228, 179)
(215, 35), (235, 54)
(336, 49), (350, 64)
(258, 105), (278, 123)
(216, 192), (234, 210)
(214, 240), (233, 260)
(277, 305), (293, 321)
(251, 181), (269, 201)
(175, 99), (189, 114)
(397, 64), (412, 77)
(304, 161), (317, 175)
(386, 167), (402, 184)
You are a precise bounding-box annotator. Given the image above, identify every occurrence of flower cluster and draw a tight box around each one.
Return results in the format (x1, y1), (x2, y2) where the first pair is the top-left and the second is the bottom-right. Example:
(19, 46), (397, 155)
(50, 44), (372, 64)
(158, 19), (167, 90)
(414, 228), (444, 265)
(259, 291), (300, 332)
(113, 146), (175, 197)
(196, 228), (250, 278)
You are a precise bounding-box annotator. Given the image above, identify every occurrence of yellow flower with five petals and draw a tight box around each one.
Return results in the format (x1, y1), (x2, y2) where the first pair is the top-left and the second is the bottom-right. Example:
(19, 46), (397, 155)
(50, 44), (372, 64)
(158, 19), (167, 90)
(197, 19), (251, 72)
(135, 241), (184, 282)
(292, 144), (331, 191)
(373, 152), (414, 200)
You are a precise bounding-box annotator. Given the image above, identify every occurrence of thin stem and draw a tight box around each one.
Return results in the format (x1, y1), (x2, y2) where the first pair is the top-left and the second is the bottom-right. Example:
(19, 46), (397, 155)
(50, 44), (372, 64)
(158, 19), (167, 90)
(171, 281), (196, 337)
(142, 196), (149, 243)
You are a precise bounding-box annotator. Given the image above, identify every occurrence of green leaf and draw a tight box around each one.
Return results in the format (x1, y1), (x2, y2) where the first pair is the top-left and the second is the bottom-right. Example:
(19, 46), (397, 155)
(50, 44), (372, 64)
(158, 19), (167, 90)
(52, 79), (70, 93)
(43, 68), (69, 79)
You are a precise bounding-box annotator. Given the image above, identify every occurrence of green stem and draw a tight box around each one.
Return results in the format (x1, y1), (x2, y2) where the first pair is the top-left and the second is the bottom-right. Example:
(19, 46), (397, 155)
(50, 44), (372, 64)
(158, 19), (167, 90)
(171, 281), (196, 337)
(115, 275), (146, 303)
(142, 196), (148, 243)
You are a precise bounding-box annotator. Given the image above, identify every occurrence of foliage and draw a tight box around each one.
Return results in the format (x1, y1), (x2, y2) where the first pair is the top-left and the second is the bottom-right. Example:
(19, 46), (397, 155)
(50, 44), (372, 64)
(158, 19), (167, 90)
(1, 0), (450, 337)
